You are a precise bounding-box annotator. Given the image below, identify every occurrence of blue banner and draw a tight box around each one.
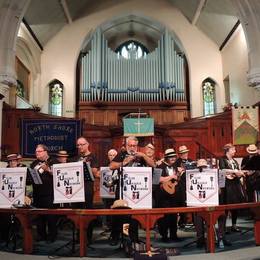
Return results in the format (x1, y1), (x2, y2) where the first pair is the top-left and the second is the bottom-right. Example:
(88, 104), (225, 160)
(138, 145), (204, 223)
(21, 119), (82, 157)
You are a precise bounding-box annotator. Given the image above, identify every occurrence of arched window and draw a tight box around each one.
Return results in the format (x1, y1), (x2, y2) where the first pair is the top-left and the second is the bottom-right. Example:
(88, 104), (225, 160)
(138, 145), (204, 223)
(16, 80), (25, 98)
(49, 79), (63, 116)
(116, 40), (148, 59)
(202, 79), (216, 116)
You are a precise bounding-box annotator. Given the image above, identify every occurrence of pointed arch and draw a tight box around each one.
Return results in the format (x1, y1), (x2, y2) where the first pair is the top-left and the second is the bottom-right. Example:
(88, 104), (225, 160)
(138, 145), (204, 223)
(202, 78), (216, 116)
(48, 79), (64, 116)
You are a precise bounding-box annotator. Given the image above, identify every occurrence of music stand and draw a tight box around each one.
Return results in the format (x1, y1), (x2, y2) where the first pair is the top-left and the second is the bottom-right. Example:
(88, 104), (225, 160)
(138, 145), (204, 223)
(49, 218), (76, 257)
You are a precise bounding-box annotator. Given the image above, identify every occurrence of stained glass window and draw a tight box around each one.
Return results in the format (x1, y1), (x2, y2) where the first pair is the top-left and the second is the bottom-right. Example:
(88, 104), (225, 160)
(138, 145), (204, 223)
(116, 40), (148, 59)
(49, 79), (63, 116)
(202, 79), (216, 116)
(16, 80), (25, 98)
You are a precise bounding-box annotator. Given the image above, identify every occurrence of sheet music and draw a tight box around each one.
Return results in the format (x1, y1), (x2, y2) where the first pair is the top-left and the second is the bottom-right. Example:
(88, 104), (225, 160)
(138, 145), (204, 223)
(218, 170), (226, 188)
(29, 168), (43, 185)
(152, 168), (162, 185)
(85, 162), (95, 181)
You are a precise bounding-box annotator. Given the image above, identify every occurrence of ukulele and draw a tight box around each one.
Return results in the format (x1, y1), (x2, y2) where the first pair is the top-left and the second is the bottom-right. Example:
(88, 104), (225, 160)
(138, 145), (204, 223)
(160, 167), (184, 195)
(224, 169), (254, 180)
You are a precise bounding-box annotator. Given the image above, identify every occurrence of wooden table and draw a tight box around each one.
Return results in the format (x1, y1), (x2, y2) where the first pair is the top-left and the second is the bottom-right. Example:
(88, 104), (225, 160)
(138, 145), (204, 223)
(1, 202), (260, 256)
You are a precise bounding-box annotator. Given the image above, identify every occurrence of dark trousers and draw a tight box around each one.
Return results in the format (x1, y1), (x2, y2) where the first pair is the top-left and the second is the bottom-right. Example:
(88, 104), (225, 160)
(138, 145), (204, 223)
(194, 214), (205, 240)
(158, 213), (177, 239)
(34, 196), (58, 241)
(110, 215), (139, 242)
(0, 213), (11, 242)
(71, 181), (94, 243)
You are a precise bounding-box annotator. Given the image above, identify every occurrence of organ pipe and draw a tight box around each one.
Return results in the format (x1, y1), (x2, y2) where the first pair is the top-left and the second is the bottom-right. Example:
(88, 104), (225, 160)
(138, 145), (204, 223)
(80, 29), (186, 102)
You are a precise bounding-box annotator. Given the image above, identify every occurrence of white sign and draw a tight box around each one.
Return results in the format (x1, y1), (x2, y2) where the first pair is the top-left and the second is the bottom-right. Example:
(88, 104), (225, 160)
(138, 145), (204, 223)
(53, 162), (85, 204)
(0, 167), (27, 208)
(186, 168), (219, 206)
(100, 167), (116, 199)
(123, 167), (152, 209)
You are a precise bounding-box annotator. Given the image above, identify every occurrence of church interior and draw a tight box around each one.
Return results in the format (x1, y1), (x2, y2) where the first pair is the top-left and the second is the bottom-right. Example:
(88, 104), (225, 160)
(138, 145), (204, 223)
(0, 0), (260, 258)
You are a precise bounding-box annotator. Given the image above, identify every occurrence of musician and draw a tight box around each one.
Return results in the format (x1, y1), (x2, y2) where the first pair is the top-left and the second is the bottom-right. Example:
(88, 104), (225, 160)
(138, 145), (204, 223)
(102, 149), (118, 230)
(243, 143), (260, 171)
(241, 144), (258, 202)
(6, 153), (19, 168)
(17, 154), (27, 167)
(144, 143), (160, 207)
(109, 136), (154, 245)
(56, 150), (69, 163)
(110, 136), (155, 172)
(218, 143), (245, 248)
(72, 137), (99, 243)
(72, 137), (99, 208)
(0, 154), (20, 242)
(193, 159), (208, 248)
(157, 148), (182, 242)
(175, 145), (194, 228)
(30, 144), (58, 242)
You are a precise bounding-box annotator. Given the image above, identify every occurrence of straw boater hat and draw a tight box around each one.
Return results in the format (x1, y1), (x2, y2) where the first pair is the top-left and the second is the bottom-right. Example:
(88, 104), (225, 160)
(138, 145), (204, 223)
(246, 144), (258, 154)
(146, 143), (155, 150)
(164, 148), (177, 158)
(178, 145), (189, 154)
(6, 153), (18, 161)
(111, 199), (131, 209)
(197, 159), (208, 168)
(56, 150), (69, 157)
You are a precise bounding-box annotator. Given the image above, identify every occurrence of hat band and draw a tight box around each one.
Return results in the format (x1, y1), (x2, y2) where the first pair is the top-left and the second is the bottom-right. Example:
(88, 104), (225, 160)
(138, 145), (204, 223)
(165, 152), (176, 157)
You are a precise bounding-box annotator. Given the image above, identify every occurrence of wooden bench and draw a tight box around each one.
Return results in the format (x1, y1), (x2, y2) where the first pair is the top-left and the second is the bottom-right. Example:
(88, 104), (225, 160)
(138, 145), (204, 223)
(0, 202), (260, 256)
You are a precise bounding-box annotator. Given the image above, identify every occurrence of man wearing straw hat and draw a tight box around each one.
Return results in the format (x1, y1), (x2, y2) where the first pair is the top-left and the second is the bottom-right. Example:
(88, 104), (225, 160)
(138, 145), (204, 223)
(175, 145), (195, 228)
(56, 150), (69, 164)
(241, 144), (260, 203)
(157, 148), (182, 242)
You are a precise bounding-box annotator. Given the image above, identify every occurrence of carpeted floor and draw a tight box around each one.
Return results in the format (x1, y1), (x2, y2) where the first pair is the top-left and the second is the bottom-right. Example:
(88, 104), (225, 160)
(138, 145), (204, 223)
(1, 215), (260, 259)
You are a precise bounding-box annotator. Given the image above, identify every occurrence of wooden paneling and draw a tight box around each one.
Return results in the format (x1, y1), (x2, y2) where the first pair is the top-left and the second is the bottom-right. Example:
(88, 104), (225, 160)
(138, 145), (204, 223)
(78, 101), (189, 126)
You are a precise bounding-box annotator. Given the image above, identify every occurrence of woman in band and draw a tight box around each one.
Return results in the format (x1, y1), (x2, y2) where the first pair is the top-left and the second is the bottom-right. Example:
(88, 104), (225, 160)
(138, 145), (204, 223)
(218, 143), (245, 248)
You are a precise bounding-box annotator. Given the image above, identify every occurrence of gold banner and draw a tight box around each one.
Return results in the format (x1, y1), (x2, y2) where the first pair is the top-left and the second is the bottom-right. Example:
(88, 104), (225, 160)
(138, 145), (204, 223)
(232, 106), (259, 145)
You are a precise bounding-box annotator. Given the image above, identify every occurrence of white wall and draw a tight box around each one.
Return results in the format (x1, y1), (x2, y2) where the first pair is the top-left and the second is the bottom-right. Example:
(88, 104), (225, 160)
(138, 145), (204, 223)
(17, 23), (41, 106)
(221, 25), (260, 106)
(39, 0), (225, 118)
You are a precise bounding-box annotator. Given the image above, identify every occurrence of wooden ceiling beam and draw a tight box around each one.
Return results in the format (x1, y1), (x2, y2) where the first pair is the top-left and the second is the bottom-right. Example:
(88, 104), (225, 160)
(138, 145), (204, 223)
(192, 0), (207, 25)
(60, 0), (72, 24)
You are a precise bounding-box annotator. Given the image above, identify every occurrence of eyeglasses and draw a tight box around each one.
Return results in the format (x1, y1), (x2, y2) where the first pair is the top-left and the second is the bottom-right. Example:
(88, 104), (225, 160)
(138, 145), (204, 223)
(77, 143), (87, 147)
(36, 150), (45, 153)
(127, 144), (137, 147)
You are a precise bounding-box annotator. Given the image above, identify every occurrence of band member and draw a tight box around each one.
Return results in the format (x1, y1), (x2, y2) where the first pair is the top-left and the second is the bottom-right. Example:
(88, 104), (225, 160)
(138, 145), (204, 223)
(72, 137), (99, 209)
(0, 154), (20, 242)
(110, 136), (155, 172)
(30, 144), (58, 242)
(243, 143), (260, 170)
(157, 148), (182, 242)
(6, 153), (19, 168)
(72, 137), (99, 244)
(193, 159), (208, 248)
(56, 150), (69, 164)
(106, 149), (118, 165)
(109, 136), (153, 245)
(102, 149), (118, 230)
(17, 154), (27, 167)
(241, 144), (259, 202)
(218, 143), (245, 248)
(144, 143), (155, 160)
(175, 145), (194, 228)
